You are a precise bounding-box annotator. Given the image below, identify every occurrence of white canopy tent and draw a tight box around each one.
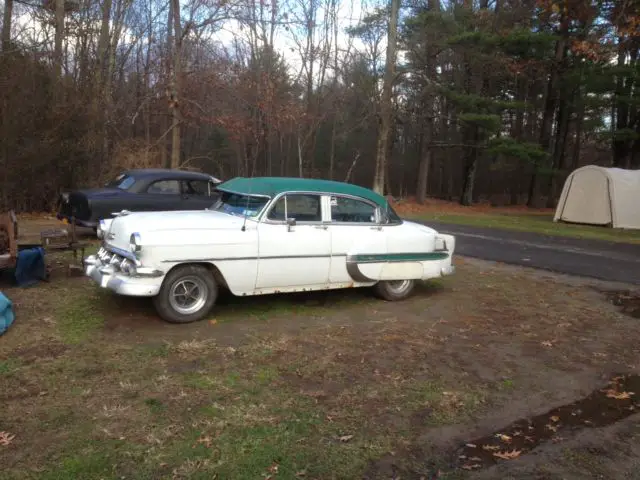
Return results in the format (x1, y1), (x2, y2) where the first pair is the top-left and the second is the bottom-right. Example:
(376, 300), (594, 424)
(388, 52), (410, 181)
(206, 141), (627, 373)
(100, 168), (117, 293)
(554, 166), (640, 230)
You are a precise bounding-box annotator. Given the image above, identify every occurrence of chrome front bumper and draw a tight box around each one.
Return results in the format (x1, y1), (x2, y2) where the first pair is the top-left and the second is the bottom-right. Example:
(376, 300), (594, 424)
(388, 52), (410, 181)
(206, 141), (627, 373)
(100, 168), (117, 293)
(84, 253), (164, 297)
(441, 264), (456, 276)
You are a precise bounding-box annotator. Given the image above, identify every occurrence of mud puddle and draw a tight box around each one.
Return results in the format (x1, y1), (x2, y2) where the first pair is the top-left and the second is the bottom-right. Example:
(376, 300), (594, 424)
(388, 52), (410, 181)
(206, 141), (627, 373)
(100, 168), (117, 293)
(606, 290), (640, 318)
(457, 374), (640, 471)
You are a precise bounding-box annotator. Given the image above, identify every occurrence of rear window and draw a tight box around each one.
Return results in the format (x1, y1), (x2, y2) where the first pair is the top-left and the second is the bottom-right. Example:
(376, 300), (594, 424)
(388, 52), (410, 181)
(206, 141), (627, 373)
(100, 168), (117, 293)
(106, 174), (135, 190)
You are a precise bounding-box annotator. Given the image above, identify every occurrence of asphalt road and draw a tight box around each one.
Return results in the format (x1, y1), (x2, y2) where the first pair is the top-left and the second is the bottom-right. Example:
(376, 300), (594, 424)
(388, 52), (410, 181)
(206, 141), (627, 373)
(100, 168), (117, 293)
(424, 222), (640, 286)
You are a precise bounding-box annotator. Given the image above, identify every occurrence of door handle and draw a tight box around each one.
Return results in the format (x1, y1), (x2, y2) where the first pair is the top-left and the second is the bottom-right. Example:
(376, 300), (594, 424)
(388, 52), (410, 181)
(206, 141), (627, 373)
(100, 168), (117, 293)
(314, 225), (328, 230)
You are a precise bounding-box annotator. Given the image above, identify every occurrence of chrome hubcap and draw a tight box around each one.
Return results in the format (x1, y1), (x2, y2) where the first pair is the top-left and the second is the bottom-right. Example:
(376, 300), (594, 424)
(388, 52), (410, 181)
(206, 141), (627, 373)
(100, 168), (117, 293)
(386, 280), (412, 294)
(169, 276), (208, 315)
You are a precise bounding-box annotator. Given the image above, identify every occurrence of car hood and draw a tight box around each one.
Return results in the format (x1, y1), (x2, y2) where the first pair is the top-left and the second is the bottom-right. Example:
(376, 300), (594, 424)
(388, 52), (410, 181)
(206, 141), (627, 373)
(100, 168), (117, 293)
(104, 209), (245, 251)
(111, 209), (243, 234)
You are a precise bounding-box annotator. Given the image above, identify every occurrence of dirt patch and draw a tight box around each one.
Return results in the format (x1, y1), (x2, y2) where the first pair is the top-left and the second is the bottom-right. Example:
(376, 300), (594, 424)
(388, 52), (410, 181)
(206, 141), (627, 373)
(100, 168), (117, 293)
(606, 290), (640, 319)
(457, 373), (640, 472)
(9, 343), (68, 364)
(2, 257), (640, 479)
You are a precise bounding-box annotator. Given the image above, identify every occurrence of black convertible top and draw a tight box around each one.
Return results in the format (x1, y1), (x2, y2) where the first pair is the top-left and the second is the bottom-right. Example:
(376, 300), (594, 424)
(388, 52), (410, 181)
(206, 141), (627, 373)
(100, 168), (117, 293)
(122, 168), (221, 183)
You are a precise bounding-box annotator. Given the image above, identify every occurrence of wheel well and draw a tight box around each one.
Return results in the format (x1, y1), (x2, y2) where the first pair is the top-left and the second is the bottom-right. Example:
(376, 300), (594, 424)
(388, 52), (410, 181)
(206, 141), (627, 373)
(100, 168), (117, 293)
(165, 262), (229, 290)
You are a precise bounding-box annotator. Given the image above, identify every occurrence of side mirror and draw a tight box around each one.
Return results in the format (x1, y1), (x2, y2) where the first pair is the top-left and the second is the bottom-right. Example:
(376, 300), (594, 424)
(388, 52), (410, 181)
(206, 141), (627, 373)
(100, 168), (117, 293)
(286, 217), (296, 231)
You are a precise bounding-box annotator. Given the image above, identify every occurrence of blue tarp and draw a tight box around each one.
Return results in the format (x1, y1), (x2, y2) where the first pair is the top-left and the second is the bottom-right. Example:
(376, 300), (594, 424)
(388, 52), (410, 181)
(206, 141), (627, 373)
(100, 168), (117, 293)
(15, 247), (46, 287)
(0, 291), (15, 336)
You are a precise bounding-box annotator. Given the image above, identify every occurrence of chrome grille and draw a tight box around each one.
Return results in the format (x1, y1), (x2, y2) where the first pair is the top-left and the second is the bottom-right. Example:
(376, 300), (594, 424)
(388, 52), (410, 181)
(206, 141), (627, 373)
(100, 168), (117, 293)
(97, 246), (134, 274)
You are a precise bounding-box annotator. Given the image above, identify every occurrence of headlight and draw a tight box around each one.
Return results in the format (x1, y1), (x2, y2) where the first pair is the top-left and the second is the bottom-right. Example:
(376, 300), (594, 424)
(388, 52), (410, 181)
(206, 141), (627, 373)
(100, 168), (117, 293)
(129, 232), (142, 254)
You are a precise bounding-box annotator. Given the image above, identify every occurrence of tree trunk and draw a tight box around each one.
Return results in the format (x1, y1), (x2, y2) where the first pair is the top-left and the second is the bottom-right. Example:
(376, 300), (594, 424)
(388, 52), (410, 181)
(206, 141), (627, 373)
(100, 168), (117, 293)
(1, 0), (12, 52)
(373, 0), (400, 194)
(53, 0), (65, 96)
(509, 77), (526, 205)
(460, 128), (479, 206)
(572, 96), (584, 171)
(546, 88), (572, 208)
(415, 0), (440, 203)
(612, 40), (636, 168)
(329, 117), (337, 180)
(170, 0), (182, 168)
(527, 15), (568, 207)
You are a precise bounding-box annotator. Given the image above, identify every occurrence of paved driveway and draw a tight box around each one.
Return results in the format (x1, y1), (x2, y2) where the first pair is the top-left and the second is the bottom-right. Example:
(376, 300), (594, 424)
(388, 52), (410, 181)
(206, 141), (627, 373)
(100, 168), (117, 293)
(424, 222), (640, 285)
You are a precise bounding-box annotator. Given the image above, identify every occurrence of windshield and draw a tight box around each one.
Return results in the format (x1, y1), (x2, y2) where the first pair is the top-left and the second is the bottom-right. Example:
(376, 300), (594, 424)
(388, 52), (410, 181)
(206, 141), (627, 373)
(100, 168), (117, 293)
(105, 173), (135, 190)
(212, 191), (270, 218)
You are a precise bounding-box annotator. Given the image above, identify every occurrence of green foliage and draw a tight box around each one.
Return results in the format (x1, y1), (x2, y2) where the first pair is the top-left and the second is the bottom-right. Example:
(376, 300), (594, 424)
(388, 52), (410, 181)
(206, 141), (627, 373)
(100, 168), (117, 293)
(458, 113), (502, 132)
(486, 137), (548, 164)
(612, 128), (640, 142)
(447, 31), (500, 51)
(497, 28), (557, 59)
(440, 89), (526, 113)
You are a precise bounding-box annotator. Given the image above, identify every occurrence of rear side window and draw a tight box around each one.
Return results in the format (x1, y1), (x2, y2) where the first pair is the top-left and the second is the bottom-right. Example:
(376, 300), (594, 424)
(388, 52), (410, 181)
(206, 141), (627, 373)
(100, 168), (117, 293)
(106, 174), (135, 190)
(330, 196), (376, 223)
(147, 180), (180, 194)
(183, 180), (213, 196)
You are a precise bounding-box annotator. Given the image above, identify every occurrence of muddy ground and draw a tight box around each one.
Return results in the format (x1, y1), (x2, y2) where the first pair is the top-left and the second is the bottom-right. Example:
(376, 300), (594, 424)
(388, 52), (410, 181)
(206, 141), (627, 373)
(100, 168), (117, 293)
(0, 229), (639, 478)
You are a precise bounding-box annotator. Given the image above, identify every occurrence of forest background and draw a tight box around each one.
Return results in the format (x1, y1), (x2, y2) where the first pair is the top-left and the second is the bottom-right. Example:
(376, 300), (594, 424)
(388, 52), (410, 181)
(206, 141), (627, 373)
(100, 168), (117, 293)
(0, 0), (638, 211)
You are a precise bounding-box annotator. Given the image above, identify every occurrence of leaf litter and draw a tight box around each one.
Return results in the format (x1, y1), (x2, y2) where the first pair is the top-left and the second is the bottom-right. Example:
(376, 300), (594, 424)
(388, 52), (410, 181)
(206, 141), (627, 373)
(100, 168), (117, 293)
(455, 373), (640, 470)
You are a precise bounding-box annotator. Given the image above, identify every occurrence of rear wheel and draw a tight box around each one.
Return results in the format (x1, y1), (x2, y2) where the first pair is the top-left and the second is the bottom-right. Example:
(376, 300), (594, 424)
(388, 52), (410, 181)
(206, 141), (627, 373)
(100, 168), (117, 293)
(153, 265), (217, 323)
(374, 279), (416, 301)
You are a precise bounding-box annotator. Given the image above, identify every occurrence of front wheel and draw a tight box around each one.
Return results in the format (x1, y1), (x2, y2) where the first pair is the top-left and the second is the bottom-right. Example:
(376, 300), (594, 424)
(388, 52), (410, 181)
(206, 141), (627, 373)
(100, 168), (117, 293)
(153, 265), (218, 323)
(373, 279), (416, 301)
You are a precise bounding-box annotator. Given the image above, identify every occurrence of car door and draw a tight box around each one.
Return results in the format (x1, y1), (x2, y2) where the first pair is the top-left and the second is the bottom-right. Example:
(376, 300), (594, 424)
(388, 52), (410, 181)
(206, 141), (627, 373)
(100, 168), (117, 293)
(180, 179), (218, 210)
(136, 179), (183, 211)
(327, 195), (388, 284)
(255, 193), (331, 290)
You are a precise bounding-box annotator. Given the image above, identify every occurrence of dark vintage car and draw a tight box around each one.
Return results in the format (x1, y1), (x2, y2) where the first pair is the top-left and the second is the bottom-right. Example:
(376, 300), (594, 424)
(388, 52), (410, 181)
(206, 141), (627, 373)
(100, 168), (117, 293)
(57, 168), (222, 229)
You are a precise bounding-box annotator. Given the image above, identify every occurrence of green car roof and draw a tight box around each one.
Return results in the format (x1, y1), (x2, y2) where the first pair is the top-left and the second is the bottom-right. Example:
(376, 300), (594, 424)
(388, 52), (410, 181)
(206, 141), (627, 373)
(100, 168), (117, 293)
(217, 177), (389, 208)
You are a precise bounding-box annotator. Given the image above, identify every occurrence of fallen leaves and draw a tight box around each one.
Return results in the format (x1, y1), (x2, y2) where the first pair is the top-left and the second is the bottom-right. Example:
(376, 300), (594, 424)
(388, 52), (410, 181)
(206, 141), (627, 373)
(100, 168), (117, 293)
(263, 462), (279, 479)
(0, 431), (15, 446)
(196, 435), (213, 448)
(493, 449), (522, 460)
(541, 341), (554, 347)
(482, 444), (500, 451)
(602, 389), (635, 400)
(495, 433), (512, 443)
(338, 434), (353, 442)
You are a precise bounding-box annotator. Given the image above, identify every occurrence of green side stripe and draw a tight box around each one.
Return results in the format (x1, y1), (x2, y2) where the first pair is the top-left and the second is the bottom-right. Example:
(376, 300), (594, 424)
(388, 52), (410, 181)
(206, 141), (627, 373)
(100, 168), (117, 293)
(350, 252), (449, 263)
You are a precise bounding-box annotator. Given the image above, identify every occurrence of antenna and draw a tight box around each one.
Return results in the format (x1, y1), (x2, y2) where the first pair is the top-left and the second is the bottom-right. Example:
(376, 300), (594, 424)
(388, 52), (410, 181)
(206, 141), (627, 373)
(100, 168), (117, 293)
(241, 177), (252, 232)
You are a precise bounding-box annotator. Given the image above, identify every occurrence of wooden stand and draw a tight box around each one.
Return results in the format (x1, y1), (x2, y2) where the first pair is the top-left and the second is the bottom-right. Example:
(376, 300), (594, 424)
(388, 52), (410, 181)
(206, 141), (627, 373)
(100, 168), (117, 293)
(0, 211), (17, 270)
(40, 217), (88, 273)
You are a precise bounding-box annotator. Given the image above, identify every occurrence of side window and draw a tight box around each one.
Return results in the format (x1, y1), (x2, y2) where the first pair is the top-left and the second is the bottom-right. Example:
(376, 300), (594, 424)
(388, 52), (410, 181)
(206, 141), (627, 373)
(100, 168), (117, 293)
(147, 180), (180, 194)
(330, 196), (376, 223)
(267, 194), (322, 222)
(183, 180), (211, 196)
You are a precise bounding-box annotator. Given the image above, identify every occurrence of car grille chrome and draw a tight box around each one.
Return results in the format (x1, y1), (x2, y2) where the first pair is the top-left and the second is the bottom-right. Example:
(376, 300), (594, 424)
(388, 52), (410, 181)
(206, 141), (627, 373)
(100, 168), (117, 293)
(91, 246), (162, 278)
(97, 246), (134, 274)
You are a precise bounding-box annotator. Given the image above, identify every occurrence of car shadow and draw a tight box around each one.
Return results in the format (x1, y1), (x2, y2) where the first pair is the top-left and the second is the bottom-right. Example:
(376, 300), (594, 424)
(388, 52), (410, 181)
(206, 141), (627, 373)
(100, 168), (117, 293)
(97, 280), (447, 330)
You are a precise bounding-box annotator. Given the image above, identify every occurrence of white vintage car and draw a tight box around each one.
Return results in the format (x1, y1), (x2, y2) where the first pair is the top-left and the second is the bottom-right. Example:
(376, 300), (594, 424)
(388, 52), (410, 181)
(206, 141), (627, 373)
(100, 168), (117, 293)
(84, 177), (456, 323)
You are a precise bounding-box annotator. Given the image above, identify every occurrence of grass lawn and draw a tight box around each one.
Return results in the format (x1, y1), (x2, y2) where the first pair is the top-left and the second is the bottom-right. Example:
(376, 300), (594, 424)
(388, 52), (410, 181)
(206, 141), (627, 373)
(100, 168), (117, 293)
(2, 256), (640, 479)
(410, 212), (640, 244)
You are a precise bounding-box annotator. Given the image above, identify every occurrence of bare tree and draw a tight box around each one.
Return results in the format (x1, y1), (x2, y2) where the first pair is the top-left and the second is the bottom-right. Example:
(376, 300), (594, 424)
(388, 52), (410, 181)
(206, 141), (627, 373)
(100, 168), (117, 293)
(373, 0), (400, 194)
